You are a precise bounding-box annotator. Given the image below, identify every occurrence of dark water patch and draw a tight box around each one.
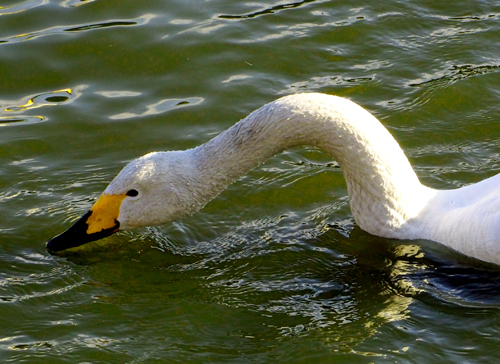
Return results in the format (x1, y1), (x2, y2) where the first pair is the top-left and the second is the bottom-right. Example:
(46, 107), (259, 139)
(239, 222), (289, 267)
(448, 14), (500, 22)
(64, 21), (137, 33)
(283, 75), (375, 93)
(0, 116), (44, 127)
(219, 0), (317, 20)
(45, 96), (69, 103)
(0, 14), (156, 45)
(411, 259), (500, 308)
(408, 64), (500, 88)
(10, 341), (54, 351)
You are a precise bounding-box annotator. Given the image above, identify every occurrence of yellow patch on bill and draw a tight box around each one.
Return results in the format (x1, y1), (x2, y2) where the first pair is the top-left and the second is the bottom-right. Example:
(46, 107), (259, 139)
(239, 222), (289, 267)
(86, 194), (127, 234)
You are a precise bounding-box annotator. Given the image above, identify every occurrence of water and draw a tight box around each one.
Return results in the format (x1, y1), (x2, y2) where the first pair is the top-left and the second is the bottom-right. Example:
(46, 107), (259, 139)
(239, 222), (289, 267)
(2, 0), (500, 362)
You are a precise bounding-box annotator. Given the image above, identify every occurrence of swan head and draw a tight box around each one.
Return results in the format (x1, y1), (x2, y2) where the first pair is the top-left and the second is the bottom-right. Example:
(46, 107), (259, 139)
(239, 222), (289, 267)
(46, 151), (201, 252)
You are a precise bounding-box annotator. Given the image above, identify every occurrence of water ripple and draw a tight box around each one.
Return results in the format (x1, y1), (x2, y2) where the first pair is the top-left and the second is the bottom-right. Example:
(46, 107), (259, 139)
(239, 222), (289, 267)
(0, 85), (87, 126)
(0, 0), (47, 16)
(60, 0), (96, 8)
(219, 0), (318, 20)
(0, 0), (97, 14)
(0, 14), (156, 44)
(109, 97), (204, 120)
(408, 64), (500, 88)
(0, 116), (44, 127)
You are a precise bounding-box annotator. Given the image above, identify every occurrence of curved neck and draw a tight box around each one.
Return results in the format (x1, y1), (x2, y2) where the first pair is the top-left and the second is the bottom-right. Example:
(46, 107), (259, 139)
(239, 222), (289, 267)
(191, 93), (432, 237)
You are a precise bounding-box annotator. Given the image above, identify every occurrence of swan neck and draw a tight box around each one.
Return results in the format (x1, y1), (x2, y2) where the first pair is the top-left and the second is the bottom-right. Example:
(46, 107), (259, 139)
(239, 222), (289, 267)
(193, 93), (429, 236)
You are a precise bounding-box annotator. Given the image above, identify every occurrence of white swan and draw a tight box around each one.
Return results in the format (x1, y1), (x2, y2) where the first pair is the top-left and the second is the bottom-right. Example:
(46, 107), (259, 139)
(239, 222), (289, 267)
(47, 93), (500, 265)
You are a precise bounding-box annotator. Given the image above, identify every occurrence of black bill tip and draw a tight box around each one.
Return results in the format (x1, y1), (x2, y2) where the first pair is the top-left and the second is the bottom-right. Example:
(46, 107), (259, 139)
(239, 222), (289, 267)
(46, 211), (119, 253)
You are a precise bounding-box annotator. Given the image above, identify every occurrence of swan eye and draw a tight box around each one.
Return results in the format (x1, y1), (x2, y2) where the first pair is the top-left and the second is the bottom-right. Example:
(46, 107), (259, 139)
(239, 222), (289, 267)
(126, 189), (139, 197)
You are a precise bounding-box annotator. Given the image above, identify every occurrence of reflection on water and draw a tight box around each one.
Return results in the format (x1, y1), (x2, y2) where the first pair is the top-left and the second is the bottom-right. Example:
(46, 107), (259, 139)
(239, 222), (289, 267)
(6, 89), (73, 112)
(409, 64), (500, 88)
(219, 0), (317, 20)
(0, 115), (43, 126)
(0, 0), (47, 16)
(0, 86), (87, 126)
(62, 218), (500, 357)
(78, 219), (430, 352)
(109, 97), (204, 120)
(0, 14), (156, 44)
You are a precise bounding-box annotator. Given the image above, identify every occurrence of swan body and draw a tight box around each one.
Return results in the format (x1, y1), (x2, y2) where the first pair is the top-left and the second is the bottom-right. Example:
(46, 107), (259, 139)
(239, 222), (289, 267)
(47, 93), (500, 265)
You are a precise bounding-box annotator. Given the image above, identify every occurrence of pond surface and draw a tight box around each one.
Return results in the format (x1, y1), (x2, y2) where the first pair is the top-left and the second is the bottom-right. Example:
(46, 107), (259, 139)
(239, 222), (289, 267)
(2, 0), (500, 362)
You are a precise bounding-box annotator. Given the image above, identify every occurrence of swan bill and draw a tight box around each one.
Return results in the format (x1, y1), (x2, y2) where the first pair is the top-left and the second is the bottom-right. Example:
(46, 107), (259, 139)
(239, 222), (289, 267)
(46, 210), (119, 252)
(46, 194), (126, 253)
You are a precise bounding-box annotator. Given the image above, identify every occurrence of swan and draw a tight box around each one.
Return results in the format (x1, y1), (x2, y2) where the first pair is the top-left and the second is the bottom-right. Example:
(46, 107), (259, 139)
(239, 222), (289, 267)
(46, 93), (500, 265)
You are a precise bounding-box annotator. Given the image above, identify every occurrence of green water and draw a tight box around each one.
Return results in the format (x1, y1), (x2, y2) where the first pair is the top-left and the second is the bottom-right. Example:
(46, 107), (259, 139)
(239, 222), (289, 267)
(2, 0), (500, 362)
